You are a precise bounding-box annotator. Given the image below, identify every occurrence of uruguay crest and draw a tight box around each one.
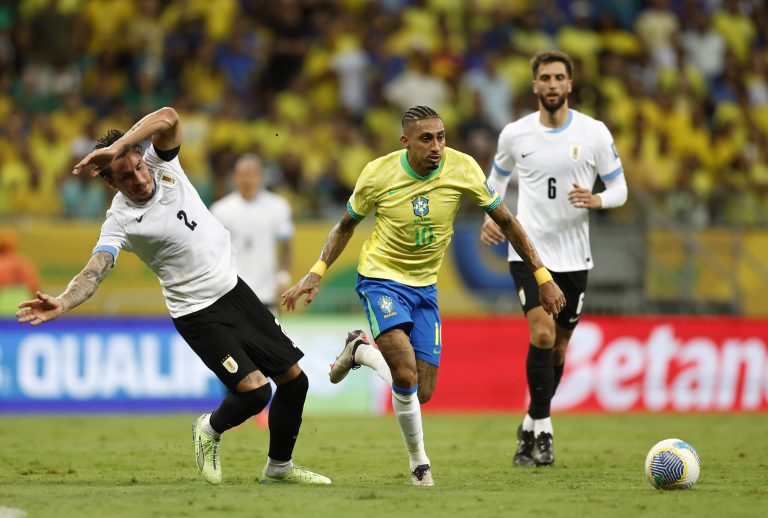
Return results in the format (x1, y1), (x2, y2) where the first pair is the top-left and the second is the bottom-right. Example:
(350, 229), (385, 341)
(221, 355), (239, 374)
(160, 172), (178, 187)
(412, 195), (430, 217)
(568, 144), (582, 162)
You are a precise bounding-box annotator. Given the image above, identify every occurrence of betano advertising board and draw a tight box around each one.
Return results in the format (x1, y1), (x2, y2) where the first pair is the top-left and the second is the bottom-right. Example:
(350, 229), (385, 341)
(2, 316), (766, 414)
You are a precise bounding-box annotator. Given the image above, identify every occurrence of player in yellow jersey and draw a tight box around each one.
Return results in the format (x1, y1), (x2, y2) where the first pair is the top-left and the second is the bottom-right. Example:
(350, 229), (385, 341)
(282, 106), (565, 486)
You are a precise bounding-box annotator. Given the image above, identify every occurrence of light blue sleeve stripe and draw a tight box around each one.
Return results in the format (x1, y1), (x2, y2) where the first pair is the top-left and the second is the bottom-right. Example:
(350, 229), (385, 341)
(493, 162), (512, 177)
(93, 245), (118, 262)
(601, 166), (624, 182)
(346, 201), (365, 221)
(483, 195), (503, 212)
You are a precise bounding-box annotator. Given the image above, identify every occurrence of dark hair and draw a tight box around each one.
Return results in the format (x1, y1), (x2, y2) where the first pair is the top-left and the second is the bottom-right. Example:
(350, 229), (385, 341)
(401, 105), (440, 129)
(530, 50), (574, 79)
(94, 129), (142, 178)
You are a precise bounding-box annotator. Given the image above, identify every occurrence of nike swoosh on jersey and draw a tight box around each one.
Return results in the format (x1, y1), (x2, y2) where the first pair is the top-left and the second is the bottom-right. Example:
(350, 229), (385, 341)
(521, 151), (535, 158)
(568, 316), (580, 323)
(432, 347), (441, 355)
(136, 215), (143, 223)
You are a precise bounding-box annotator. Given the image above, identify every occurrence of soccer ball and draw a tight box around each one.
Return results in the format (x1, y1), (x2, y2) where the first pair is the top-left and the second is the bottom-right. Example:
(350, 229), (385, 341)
(644, 438), (701, 490)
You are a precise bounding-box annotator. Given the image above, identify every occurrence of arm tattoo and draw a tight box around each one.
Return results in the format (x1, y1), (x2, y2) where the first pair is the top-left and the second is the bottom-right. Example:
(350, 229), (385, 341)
(489, 205), (544, 271)
(59, 252), (113, 313)
(241, 371), (268, 386)
(506, 222), (540, 268)
(319, 214), (358, 267)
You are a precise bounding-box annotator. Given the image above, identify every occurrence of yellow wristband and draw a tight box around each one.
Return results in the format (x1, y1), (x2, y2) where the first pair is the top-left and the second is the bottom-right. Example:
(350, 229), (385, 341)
(533, 267), (553, 286)
(309, 260), (327, 277)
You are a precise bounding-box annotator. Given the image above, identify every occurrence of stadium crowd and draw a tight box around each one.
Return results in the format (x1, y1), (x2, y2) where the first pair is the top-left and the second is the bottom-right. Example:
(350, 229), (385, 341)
(1, 0), (767, 226)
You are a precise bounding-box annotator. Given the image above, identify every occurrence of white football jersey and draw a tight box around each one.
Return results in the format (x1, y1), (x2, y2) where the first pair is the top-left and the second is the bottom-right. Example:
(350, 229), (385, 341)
(210, 190), (293, 305)
(488, 109), (625, 271)
(94, 145), (237, 317)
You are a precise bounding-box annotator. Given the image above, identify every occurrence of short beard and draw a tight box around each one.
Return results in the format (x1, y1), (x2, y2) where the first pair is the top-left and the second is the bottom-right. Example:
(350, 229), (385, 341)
(539, 93), (567, 113)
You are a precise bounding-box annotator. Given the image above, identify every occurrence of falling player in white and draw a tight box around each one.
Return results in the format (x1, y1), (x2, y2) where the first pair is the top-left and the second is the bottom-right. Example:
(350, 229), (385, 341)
(16, 107), (331, 486)
(210, 153), (294, 315)
(480, 50), (628, 466)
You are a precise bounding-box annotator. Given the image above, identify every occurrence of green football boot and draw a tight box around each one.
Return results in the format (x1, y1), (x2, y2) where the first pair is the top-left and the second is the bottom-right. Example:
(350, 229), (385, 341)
(258, 465), (331, 485)
(192, 413), (222, 484)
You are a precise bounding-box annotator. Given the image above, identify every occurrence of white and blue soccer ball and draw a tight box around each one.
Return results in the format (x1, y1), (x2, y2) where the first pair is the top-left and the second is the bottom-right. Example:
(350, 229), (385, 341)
(644, 438), (701, 490)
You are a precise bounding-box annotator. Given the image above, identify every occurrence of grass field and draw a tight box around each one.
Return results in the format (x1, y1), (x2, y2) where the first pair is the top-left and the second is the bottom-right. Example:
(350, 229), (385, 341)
(1, 413), (766, 517)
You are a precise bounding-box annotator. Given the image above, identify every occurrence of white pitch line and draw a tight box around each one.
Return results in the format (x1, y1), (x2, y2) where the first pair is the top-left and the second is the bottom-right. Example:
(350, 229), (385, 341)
(0, 507), (27, 518)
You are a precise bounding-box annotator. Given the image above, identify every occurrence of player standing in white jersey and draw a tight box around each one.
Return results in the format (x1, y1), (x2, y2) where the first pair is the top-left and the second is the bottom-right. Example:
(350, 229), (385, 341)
(15, 107), (330, 486)
(480, 51), (628, 466)
(210, 153), (294, 315)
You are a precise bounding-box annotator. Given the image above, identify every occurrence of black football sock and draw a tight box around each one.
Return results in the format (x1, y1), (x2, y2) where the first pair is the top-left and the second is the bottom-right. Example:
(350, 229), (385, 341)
(210, 384), (273, 433)
(526, 344), (554, 420)
(553, 361), (565, 395)
(268, 371), (308, 462)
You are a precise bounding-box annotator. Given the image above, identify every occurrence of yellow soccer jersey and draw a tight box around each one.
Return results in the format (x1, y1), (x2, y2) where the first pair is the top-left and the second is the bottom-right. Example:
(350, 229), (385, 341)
(347, 147), (502, 286)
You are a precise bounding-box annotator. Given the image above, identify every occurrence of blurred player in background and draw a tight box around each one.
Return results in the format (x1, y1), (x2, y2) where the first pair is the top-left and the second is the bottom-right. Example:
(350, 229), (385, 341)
(282, 105), (565, 486)
(16, 107), (330, 486)
(211, 153), (294, 315)
(480, 51), (628, 466)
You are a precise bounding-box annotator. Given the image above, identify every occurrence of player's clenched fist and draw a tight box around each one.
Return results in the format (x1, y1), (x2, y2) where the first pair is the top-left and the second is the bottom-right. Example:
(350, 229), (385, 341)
(538, 281), (566, 318)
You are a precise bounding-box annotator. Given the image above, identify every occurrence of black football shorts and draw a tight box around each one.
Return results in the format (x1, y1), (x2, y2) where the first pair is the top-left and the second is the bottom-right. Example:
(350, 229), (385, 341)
(509, 262), (589, 330)
(172, 277), (303, 390)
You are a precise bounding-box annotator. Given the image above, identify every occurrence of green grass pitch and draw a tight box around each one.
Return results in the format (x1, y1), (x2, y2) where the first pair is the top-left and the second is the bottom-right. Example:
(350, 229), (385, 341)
(1, 413), (766, 517)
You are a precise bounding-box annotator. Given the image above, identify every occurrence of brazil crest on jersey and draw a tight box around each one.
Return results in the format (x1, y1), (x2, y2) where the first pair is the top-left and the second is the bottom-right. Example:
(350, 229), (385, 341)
(347, 147), (501, 286)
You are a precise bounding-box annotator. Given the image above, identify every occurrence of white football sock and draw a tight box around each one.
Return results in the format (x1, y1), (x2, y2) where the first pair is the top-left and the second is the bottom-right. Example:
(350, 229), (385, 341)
(265, 457), (293, 477)
(392, 390), (430, 470)
(522, 414), (534, 432)
(534, 417), (553, 437)
(202, 414), (221, 439)
(355, 343), (393, 385)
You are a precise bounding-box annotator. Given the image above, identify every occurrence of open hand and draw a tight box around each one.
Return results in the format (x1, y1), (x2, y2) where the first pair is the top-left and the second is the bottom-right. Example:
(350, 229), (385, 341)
(281, 273), (322, 311)
(16, 291), (64, 326)
(72, 146), (119, 176)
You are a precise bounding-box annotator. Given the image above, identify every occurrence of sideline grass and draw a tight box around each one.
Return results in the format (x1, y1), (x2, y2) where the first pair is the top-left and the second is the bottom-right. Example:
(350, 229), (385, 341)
(1, 413), (765, 517)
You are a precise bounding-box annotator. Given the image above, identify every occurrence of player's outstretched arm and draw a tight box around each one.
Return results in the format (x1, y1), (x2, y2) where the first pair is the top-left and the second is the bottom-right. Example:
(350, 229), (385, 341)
(486, 203), (566, 316)
(73, 107), (181, 176)
(282, 211), (360, 311)
(16, 251), (114, 326)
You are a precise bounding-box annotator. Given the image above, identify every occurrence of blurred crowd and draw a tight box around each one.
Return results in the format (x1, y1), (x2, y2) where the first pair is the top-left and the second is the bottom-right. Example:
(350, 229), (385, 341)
(1, 0), (767, 226)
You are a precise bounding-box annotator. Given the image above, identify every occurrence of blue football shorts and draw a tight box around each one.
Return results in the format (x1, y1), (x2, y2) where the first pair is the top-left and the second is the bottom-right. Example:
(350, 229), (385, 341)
(355, 274), (443, 367)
